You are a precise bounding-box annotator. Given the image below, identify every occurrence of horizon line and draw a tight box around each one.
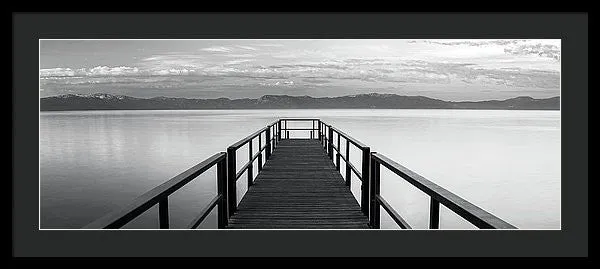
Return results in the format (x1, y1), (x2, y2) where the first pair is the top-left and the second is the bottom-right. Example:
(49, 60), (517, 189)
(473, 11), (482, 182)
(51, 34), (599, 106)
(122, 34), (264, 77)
(40, 92), (561, 103)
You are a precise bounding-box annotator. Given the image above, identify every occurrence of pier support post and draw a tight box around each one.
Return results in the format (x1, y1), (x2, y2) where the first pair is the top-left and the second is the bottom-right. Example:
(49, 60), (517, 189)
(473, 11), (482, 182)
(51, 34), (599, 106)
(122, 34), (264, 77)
(277, 120), (281, 142)
(345, 140), (351, 187)
(272, 125), (277, 148)
(248, 141), (253, 188)
(336, 134), (341, 171)
(258, 136), (262, 172)
(322, 123), (326, 149)
(159, 197), (169, 229)
(318, 120), (322, 142)
(266, 128), (271, 160)
(328, 127), (334, 160)
(324, 124), (328, 150)
(217, 157), (228, 228)
(227, 147), (237, 216)
(369, 154), (380, 229)
(361, 147), (370, 216)
(429, 198), (440, 229)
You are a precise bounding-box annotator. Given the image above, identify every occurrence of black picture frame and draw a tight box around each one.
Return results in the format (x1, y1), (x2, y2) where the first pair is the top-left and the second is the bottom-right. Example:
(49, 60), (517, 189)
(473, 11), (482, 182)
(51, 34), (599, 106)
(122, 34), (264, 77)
(13, 12), (588, 258)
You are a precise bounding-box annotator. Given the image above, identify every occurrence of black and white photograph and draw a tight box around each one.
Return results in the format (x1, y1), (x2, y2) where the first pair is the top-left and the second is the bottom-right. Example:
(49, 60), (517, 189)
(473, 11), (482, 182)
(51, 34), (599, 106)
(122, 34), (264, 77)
(39, 39), (561, 230)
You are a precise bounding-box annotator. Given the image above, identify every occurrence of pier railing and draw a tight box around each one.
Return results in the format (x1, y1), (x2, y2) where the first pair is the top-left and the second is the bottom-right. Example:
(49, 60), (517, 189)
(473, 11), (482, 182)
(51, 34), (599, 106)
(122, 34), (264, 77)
(83, 152), (228, 229)
(369, 153), (516, 229)
(84, 117), (515, 229)
(278, 118), (321, 139)
(226, 120), (279, 215)
(317, 119), (515, 229)
(319, 121), (371, 216)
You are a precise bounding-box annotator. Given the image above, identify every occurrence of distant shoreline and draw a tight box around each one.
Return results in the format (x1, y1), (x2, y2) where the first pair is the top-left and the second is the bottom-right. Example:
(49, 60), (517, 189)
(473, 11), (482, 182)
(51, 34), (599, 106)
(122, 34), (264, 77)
(40, 93), (561, 111)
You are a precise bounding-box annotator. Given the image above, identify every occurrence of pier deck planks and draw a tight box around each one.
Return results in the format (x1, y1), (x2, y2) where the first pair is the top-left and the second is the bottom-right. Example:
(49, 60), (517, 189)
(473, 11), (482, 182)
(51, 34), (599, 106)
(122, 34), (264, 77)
(227, 139), (369, 229)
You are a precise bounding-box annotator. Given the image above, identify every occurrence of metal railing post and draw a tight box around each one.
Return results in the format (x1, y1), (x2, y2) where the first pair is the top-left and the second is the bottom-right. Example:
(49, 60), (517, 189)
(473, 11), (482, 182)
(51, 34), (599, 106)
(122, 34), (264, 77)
(370, 154), (380, 229)
(217, 157), (228, 228)
(159, 197), (169, 229)
(336, 133), (341, 171)
(318, 120), (322, 141)
(274, 125), (278, 148)
(266, 128), (271, 160)
(328, 127), (334, 160)
(322, 123), (326, 149)
(258, 135), (263, 172)
(277, 120), (281, 142)
(429, 198), (440, 229)
(345, 140), (351, 187)
(361, 147), (371, 216)
(227, 147), (237, 216)
(248, 140), (253, 188)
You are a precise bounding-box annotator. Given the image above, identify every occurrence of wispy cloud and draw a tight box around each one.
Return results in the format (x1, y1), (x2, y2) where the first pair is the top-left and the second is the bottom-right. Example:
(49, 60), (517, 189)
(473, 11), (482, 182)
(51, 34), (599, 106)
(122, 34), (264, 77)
(40, 65), (197, 78)
(225, 59), (253, 65)
(222, 53), (257, 58)
(410, 39), (560, 61)
(414, 40), (526, 47)
(236, 45), (258, 51)
(504, 43), (561, 61)
(40, 66), (140, 77)
(40, 68), (76, 77)
(254, 43), (284, 47)
(259, 80), (295, 87)
(140, 54), (205, 70)
(200, 46), (232, 53)
(302, 78), (331, 84)
(87, 66), (140, 76)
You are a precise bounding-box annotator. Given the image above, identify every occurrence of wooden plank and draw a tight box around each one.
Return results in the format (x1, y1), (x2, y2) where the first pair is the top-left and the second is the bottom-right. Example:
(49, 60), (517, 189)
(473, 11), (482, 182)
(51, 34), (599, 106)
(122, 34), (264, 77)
(227, 139), (368, 229)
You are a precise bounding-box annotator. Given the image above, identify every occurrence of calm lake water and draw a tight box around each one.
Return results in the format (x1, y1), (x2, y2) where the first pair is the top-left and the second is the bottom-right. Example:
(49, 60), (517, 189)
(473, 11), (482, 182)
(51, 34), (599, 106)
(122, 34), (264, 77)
(40, 109), (561, 229)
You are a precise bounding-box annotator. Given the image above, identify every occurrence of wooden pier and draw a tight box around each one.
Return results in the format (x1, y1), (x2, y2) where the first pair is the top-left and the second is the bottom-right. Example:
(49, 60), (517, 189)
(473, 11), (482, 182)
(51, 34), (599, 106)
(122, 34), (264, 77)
(228, 139), (368, 229)
(84, 118), (516, 230)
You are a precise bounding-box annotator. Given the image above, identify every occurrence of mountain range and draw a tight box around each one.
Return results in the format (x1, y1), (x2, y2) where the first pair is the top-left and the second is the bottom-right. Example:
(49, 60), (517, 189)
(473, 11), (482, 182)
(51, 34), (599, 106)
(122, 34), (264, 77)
(40, 93), (560, 111)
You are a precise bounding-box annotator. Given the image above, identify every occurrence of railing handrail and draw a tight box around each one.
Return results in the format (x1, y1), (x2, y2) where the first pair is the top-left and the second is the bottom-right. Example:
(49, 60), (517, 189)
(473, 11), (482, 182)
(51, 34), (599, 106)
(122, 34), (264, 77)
(278, 118), (321, 121)
(229, 126), (268, 150)
(320, 121), (368, 150)
(320, 121), (367, 181)
(83, 152), (227, 229)
(228, 120), (279, 150)
(330, 126), (368, 150)
(371, 152), (516, 229)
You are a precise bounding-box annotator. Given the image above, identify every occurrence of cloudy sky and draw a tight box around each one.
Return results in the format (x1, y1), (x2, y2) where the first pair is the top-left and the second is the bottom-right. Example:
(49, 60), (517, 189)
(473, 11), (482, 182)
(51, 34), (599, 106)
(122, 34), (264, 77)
(39, 39), (560, 101)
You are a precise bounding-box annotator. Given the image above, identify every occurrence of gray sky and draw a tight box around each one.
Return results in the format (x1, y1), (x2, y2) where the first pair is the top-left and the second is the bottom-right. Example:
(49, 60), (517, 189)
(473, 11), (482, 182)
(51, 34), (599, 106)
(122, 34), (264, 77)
(39, 39), (560, 101)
